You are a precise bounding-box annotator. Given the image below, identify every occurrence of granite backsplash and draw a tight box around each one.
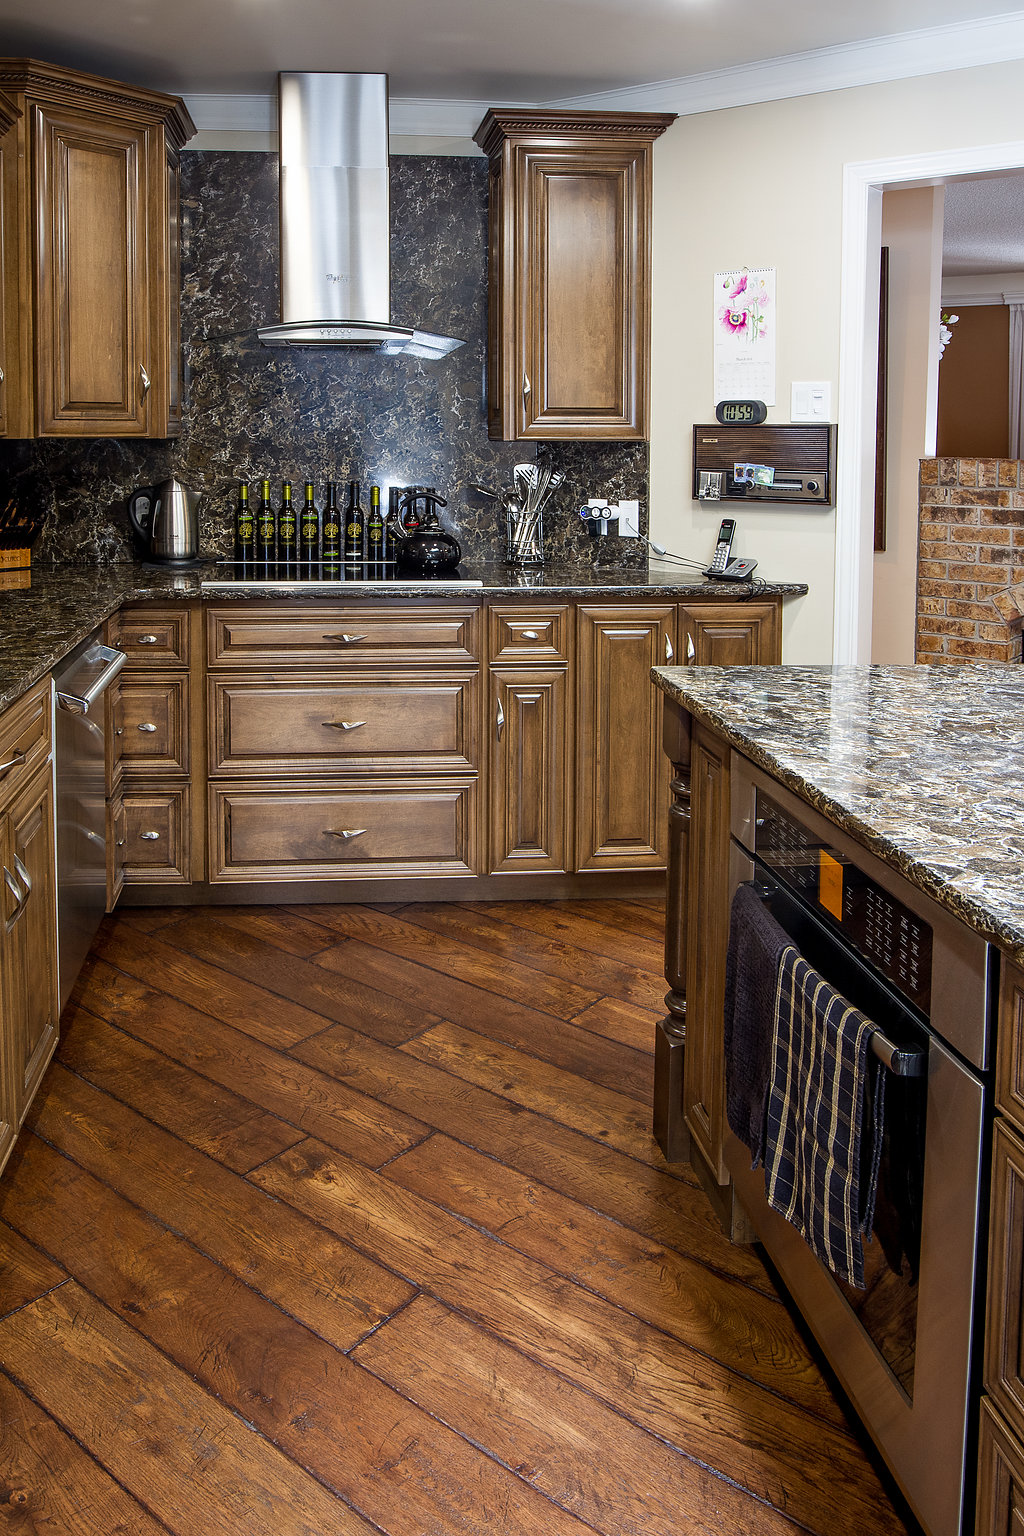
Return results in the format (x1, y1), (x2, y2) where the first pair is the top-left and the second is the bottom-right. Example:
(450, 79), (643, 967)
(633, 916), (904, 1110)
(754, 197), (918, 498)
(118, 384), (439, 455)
(0, 151), (647, 569)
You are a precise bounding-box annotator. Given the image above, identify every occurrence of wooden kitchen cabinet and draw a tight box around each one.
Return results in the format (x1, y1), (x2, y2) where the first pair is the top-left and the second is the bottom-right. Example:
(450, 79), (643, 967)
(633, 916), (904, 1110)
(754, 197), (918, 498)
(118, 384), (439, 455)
(0, 679), (58, 1178)
(474, 108), (674, 441)
(575, 602), (676, 871)
(679, 601), (782, 667)
(0, 90), (21, 440)
(489, 669), (571, 874)
(0, 59), (194, 438)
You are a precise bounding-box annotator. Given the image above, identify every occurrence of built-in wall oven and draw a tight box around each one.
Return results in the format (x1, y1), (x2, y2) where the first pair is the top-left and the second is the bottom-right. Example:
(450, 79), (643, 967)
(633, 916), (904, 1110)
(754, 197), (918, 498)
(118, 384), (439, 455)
(728, 756), (993, 1536)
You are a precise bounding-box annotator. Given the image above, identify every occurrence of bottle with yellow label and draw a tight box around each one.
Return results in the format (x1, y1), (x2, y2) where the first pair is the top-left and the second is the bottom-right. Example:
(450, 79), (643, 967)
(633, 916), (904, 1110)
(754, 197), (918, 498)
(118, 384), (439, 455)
(322, 482), (341, 574)
(344, 479), (364, 570)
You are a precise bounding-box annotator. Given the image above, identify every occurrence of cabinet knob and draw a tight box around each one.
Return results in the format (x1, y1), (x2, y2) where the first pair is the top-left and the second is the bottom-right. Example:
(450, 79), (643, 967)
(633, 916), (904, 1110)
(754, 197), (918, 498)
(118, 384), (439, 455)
(323, 633), (367, 645)
(322, 720), (366, 732)
(140, 831), (161, 841)
(686, 633), (696, 662)
(139, 363), (152, 399)
(137, 722), (157, 733)
(325, 828), (367, 841)
(520, 629), (540, 641)
(115, 728), (124, 737)
(665, 635), (674, 663)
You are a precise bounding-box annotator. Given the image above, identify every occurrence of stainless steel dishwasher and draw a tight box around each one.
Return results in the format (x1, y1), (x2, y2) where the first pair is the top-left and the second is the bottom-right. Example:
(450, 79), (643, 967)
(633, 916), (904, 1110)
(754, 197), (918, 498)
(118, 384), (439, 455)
(53, 631), (126, 1013)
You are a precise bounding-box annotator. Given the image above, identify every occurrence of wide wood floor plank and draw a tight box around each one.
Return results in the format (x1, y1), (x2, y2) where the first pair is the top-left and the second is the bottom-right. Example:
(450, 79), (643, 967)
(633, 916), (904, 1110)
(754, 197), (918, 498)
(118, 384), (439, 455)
(315, 938), (652, 1101)
(400, 899), (666, 1012)
(0, 1135), (597, 1536)
(78, 960), (430, 1169)
(87, 927), (335, 1048)
(403, 1020), (660, 1162)
(25, 1065), (413, 1350)
(191, 904), (342, 957)
(0, 1216), (66, 1317)
(464, 899), (665, 971)
(0, 1370), (171, 1536)
(0, 1285), (379, 1536)
(383, 1131), (842, 1423)
(554, 897), (669, 942)
(152, 912), (442, 1046)
(354, 1295), (809, 1536)
(570, 995), (662, 1051)
(292, 1021), (777, 1293)
(58, 1003), (306, 1174)
(250, 1137), (904, 1536)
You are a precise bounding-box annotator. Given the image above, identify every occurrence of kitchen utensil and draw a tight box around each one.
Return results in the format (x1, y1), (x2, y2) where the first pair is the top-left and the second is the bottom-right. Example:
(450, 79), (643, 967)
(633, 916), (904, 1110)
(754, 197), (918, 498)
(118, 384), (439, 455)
(128, 478), (201, 563)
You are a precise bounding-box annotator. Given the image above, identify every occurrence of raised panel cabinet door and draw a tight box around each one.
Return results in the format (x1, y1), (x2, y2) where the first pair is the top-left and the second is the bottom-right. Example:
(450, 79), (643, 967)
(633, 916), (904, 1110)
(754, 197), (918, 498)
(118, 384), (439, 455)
(986, 1117), (1024, 1432)
(679, 601), (782, 667)
(976, 1397), (1024, 1536)
(518, 148), (641, 439)
(0, 99), (20, 439)
(575, 604), (675, 871)
(34, 106), (151, 434)
(0, 819), (19, 1173)
(6, 760), (58, 1119)
(682, 723), (731, 1183)
(489, 668), (570, 873)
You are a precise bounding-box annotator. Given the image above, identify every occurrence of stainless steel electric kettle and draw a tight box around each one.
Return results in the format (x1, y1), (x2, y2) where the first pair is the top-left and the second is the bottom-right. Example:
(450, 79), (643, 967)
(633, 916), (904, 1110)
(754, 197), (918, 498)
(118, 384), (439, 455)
(128, 478), (201, 563)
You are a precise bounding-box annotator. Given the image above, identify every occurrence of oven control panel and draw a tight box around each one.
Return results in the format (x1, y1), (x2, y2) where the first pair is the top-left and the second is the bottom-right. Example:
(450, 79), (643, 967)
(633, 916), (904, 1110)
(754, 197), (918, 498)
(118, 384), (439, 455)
(754, 790), (933, 1015)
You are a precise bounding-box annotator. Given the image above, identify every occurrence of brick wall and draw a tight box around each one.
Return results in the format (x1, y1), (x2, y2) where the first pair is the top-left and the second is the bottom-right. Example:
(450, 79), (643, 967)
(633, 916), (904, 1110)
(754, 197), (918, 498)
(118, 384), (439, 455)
(915, 457), (1024, 664)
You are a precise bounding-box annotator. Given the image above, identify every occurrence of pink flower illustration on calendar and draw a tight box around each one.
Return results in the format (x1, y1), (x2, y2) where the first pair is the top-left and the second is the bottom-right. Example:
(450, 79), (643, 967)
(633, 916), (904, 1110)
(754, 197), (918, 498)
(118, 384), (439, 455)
(719, 270), (770, 342)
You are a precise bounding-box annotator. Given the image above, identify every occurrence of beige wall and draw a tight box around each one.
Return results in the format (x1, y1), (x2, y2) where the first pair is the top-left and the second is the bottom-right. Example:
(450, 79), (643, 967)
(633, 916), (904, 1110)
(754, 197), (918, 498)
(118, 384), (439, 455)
(649, 58), (1024, 662)
(871, 186), (944, 664)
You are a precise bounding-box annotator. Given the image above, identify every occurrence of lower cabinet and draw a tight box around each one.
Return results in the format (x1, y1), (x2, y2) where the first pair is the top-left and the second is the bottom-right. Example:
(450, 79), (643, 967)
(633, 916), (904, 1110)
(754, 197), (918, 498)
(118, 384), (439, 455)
(488, 667), (571, 873)
(0, 682), (59, 1178)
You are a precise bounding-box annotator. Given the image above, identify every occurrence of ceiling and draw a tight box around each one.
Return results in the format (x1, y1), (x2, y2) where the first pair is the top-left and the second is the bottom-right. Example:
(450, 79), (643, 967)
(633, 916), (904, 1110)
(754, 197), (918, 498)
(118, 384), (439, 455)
(1, 0), (1022, 101)
(943, 173), (1024, 275)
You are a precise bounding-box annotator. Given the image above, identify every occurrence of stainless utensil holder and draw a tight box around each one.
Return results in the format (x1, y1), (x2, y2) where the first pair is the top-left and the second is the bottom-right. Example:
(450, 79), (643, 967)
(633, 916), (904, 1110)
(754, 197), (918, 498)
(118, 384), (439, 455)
(506, 508), (544, 565)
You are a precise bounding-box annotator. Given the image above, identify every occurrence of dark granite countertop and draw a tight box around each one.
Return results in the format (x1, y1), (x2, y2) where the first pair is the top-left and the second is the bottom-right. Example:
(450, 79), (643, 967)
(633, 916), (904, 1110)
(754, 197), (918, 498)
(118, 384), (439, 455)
(0, 560), (806, 714)
(651, 661), (1024, 962)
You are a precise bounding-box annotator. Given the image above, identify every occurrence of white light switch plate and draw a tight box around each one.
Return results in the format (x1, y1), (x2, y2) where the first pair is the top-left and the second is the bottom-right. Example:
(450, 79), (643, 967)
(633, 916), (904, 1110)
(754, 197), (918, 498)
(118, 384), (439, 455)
(791, 381), (831, 421)
(617, 500), (640, 538)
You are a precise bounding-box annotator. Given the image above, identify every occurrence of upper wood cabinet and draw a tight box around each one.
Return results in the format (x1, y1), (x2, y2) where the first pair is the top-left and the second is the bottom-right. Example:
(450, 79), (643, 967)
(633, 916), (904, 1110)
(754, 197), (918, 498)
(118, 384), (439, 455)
(0, 59), (194, 439)
(474, 109), (674, 442)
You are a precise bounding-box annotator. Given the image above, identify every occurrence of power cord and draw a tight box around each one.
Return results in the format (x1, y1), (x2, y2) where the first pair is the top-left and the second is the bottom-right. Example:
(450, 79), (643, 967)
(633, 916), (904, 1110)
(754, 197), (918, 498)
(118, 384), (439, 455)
(646, 537), (765, 597)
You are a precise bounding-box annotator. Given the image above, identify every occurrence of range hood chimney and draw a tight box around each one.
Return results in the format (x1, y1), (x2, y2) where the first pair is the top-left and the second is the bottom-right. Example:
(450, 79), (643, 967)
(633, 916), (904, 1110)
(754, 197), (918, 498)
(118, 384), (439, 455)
(258, 72), (464, 360)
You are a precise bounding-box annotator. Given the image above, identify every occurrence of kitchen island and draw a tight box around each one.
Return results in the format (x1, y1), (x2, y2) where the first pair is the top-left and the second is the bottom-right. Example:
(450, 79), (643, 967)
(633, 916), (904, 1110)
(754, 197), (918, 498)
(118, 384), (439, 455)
(650, 660), (1024, 1536)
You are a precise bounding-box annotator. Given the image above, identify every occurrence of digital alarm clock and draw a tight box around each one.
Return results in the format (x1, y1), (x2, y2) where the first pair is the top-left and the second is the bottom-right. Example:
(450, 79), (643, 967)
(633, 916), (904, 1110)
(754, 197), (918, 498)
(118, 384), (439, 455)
(715, 399), (768, 425)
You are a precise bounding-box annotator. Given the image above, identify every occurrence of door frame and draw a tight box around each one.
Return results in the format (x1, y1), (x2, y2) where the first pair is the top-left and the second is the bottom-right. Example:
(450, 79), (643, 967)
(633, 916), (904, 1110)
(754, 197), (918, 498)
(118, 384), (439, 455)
(835, 139), (1024, 663)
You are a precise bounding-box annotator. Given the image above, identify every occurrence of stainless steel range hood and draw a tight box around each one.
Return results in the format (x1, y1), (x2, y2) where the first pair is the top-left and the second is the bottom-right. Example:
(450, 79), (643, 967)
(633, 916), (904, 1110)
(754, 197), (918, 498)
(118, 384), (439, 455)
(257, 72), (464, 360)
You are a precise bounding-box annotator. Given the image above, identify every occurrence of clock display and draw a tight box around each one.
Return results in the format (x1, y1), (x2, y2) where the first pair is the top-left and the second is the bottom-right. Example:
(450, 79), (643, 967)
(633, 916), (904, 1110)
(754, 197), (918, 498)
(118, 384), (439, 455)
(715, 399), (768, 425)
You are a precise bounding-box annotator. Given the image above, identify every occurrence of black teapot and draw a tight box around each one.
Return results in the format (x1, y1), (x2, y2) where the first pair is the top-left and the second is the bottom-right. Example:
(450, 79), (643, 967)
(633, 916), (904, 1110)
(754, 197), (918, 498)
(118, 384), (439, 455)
(390, 488), (462, 574)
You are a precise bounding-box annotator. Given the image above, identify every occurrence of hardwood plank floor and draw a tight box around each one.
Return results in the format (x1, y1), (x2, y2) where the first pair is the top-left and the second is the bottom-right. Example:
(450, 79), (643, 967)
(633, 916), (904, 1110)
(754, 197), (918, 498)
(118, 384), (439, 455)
(0, 897), (913, 1536)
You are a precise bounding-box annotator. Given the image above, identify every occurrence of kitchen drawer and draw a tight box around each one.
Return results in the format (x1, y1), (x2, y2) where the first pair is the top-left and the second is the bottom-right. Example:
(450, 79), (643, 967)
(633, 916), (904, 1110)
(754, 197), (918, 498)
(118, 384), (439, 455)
(488, 604), (570, 664)
(210, 780), (478, 881)
(119, 786), (190, 884)
(209, 674), (477, 776)
(206, 603), (480, 668)
(0, 679), (51, 812)
(108, 608), (191, 668)
(111, 677), (189, 778)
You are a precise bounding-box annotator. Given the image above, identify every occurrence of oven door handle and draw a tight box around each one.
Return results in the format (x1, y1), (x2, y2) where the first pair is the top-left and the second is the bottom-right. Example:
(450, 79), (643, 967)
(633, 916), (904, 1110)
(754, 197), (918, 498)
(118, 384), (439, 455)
(870, 1030), (927, 1078)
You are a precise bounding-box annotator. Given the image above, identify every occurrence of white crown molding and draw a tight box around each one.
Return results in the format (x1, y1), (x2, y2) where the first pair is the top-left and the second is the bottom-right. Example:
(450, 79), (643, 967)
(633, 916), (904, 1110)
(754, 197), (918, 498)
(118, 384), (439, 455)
(547, 10), (1024, 116)
(185, 11), (1024, 140)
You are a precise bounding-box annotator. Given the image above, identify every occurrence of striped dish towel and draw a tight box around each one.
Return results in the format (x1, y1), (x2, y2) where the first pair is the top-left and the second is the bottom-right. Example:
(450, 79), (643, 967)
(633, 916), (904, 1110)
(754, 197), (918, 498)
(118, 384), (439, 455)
(763, 948), (887, 1289)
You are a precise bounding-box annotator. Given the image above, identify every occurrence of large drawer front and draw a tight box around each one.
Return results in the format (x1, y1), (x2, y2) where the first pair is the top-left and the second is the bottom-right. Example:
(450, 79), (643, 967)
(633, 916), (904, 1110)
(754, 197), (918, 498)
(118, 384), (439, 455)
(207, 604), (480, 668)
(209, 675), (477, 776)
(118, 787), (190, 884)
(0, 679), (51, 811)
(112, 677), (189, 777)
(211, 781), (478, 881)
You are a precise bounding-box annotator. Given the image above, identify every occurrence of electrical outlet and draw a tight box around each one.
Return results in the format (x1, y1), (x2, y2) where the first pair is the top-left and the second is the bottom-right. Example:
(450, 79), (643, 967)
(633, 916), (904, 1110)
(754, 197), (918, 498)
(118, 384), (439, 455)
(617, 500), (640, 538)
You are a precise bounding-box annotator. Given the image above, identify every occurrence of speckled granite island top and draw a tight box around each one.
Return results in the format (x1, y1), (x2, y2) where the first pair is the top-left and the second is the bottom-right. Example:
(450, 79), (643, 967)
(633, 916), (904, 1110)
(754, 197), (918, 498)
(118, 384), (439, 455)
(652, 661), (1024, 962)
(0, 560), (806, 715)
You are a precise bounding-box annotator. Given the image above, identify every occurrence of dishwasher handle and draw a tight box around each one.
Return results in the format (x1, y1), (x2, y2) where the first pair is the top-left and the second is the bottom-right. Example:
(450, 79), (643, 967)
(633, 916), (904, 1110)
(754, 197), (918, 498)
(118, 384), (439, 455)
(55, 644), (127, 716)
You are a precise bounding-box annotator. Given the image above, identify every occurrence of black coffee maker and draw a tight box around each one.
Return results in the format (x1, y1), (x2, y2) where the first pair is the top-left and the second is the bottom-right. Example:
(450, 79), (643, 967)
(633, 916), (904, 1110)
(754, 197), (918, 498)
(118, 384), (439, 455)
(388, 486), (462, 574)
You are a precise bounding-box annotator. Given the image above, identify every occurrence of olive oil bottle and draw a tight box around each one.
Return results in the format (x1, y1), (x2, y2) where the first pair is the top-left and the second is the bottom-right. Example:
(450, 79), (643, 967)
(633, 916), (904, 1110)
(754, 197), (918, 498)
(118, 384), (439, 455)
(277, 480), (297, 571)
(234, 481), (255, 564)
(322, 482), (341, 574)
(255, 478), (276, 565)
(299, 481), (320, 569)
(344, 479), (364, 570)
(366, 484), (384, 576)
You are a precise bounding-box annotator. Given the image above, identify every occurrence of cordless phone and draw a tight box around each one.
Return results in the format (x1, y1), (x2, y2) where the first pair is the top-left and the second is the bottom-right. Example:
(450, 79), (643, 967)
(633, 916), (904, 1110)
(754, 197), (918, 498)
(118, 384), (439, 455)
(704, 518), (758, 581)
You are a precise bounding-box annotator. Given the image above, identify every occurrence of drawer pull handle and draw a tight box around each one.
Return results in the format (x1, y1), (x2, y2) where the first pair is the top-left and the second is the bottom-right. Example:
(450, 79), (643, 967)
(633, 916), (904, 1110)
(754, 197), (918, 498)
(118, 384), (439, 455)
(665, 634), (674, 662)
(4, 863), (27, 929)
(140, 831), (161, 841)
(137, 635), (159, 645)
(0, 365), (5, 383)
(495, 697), (505, 741)
(520, 629), (540, 641)
(0, 748), (26, 779)
(686, 633), (696, 662)
(325, 828), (367, 841)
(324, 633), (367, 645)
(522, 372), (531, 398)
(137, 722), (157, 733)
(322, 720), (366, 732)
(139, 363), (151, 399)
